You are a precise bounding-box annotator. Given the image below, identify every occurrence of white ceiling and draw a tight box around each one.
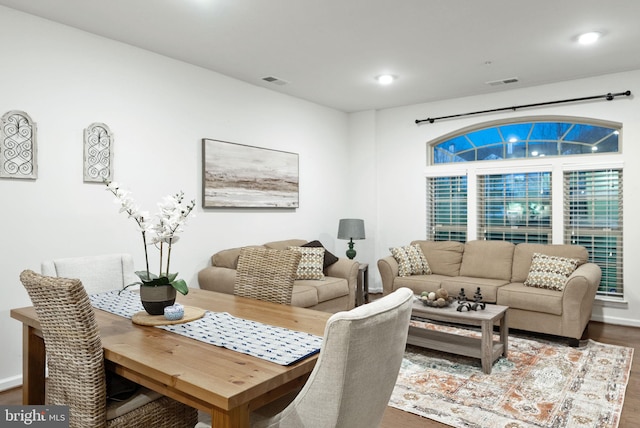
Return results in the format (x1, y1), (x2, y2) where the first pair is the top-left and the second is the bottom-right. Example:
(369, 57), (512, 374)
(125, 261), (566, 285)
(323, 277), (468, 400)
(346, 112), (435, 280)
(1, 0), (639, 113)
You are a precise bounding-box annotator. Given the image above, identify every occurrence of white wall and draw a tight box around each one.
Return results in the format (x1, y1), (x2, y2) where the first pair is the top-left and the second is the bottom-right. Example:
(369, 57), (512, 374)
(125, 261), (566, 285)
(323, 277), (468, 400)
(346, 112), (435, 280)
(365, 70), (640, 328)
(344, 110), (377, 264)
(0, 7), (351, 390)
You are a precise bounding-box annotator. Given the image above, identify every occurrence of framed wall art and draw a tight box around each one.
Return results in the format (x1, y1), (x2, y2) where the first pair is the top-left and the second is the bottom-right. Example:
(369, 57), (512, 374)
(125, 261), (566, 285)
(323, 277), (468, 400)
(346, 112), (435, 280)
(202, 138), (299, 208)
(83, 122), (113, 182)
(0, 110), (37, 179)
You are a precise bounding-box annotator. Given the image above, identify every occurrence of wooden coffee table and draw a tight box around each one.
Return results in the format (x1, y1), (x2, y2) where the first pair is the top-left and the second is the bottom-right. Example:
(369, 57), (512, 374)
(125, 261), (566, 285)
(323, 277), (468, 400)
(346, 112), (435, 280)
(407, 298), (509, 374)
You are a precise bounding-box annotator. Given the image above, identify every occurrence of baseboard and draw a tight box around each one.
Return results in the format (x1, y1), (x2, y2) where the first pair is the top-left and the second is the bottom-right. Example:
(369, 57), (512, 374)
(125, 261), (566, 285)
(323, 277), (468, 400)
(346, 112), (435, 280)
(591, 314), (640, 328)
(0, 375), (22, 392)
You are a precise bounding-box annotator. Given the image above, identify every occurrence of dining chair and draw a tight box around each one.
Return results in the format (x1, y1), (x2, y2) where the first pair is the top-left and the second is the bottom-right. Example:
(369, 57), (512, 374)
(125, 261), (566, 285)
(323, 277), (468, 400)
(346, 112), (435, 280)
(195, 287), (414, 428)
(19, 270), (198, 428)
(41, 253), (138, 294)
(233, 247), (302, 304)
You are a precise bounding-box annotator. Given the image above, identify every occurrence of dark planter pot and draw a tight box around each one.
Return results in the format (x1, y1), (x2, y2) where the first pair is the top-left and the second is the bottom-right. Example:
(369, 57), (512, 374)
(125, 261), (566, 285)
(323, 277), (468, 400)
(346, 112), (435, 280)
(140, 284), (176, 315)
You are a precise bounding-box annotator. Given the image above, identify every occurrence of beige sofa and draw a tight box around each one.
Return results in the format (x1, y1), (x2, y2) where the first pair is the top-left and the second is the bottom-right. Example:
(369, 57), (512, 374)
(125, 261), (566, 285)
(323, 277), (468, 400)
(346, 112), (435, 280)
(198, 239), (359, 313)
(378, 240), (602, 342)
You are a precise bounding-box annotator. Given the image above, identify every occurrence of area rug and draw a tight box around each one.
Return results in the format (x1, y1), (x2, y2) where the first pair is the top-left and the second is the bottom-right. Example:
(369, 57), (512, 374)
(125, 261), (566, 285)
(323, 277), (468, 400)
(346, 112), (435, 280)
(390, 320), (634, 428)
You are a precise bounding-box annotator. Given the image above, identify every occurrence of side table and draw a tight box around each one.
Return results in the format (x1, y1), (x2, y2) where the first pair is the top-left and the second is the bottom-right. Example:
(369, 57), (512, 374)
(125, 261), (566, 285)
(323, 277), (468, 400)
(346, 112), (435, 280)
(356, 263), (369, 306)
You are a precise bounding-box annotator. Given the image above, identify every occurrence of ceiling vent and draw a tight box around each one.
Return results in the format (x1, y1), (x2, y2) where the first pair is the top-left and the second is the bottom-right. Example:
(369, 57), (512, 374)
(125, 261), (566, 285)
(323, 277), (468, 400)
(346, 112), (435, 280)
(262, 76), (289, 86)
(485, 77), (519, 86)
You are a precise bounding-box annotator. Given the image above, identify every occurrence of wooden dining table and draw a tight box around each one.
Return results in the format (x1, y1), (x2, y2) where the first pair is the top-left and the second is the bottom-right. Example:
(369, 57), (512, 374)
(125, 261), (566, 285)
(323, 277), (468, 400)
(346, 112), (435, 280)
(10, 288), (331, 428)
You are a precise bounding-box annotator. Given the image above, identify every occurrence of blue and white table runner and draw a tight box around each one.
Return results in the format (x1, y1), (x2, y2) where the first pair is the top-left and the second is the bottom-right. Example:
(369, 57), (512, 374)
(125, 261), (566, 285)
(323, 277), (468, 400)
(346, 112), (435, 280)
(89, 290), (323, 366)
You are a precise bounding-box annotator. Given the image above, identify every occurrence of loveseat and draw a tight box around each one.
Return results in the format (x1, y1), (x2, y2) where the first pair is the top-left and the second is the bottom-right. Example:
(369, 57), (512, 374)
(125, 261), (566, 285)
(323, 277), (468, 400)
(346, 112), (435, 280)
(198, 239), (359, 313)
(377, 240), (602, 341)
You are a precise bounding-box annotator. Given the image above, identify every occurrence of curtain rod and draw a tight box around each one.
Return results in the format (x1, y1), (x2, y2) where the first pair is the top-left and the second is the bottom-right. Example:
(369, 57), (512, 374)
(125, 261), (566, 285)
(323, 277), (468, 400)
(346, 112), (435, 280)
(415, 90), (632, 125)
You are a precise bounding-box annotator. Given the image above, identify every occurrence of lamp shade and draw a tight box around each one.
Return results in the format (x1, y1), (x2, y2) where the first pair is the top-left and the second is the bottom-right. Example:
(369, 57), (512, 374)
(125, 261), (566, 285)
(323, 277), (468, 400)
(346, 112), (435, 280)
(337, 219), (365, 240)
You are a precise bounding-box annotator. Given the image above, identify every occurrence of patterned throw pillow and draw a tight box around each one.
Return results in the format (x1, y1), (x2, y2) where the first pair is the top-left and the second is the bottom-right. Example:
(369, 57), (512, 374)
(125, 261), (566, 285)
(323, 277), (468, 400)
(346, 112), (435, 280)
(390, 244), (432, 277)
(524, 253), (580, 291)
(301, 240), (339, 268)
(287, 246), (325, 280)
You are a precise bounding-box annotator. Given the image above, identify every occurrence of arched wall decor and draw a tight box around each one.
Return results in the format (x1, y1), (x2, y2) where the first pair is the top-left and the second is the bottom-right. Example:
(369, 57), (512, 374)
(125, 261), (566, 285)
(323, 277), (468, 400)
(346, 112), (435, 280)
(83, 122), (113, 182)
(0, 110), (37, 179)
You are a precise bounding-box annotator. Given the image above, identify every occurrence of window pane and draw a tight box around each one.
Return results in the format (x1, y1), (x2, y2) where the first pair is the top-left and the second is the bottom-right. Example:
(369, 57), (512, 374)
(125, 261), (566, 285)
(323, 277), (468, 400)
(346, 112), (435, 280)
(456, 150), (477, 162)
(564, 169), (623, 298)
(427, 176), (467, 242)
(561, 142), (592, 155)
(446, 135), (474, 152)
(571, 235), (622, 297)
(528, 141), (557, 157)
(596, 134), (619, 153)
(477, 145), (503, 161)
(564, 124), (615, 143)
(530, 122), (572, 141)
(506, 141), (527, 159)
(432, 119), (620, 164)
(478, 172), (551, 243)
(466, 128), (502, 147)
(498, 123), (532, 142)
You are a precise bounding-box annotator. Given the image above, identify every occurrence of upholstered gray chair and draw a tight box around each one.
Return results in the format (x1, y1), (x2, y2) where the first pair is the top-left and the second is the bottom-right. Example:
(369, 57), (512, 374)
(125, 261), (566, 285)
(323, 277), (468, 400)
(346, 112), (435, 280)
(233, 247), (302, 304)
(41, 253), (137, 294)
(196, 287), (414, 428)
(19, 270), (198, 428)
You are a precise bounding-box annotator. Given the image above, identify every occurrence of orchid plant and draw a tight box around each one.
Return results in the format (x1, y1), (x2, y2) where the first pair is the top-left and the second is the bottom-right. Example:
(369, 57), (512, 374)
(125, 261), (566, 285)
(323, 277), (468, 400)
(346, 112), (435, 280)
(104, 179), (196, 295)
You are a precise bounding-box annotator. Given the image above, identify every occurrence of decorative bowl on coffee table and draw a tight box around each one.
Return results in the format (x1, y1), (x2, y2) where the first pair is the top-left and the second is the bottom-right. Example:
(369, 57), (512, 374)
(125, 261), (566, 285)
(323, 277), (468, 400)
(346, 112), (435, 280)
(418, 295), (455, 308)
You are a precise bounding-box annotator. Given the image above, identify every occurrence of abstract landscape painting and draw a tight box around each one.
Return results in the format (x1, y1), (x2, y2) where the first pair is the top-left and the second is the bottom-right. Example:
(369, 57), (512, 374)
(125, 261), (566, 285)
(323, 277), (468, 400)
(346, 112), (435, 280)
(202, 139), (299, 208)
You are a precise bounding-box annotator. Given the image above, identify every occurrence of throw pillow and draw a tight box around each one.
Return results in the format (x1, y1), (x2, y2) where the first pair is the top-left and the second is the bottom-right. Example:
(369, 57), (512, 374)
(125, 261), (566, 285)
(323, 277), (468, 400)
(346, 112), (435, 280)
(524, 252), (580, 291)
(301, 240), (339, 269)
(389, 244), (432, 277)
(287, 246), (325, 280)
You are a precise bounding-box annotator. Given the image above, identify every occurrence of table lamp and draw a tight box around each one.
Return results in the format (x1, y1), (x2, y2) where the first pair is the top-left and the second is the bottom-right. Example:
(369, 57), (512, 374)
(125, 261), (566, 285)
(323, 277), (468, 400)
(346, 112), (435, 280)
(337, 218), (365, 260)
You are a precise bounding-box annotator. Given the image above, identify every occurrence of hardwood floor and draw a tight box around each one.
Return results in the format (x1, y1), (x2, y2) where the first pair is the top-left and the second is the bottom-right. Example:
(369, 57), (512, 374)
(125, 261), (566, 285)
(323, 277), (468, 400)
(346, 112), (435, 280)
(0, 385), (21, 405)
(2, 320), (637, 427)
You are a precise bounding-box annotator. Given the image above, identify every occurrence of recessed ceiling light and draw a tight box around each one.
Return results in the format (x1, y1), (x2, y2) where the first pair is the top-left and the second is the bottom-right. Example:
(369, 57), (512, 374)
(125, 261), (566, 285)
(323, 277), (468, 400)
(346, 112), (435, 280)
(376, 74), (396, 85)
(577, 31), (602, 45)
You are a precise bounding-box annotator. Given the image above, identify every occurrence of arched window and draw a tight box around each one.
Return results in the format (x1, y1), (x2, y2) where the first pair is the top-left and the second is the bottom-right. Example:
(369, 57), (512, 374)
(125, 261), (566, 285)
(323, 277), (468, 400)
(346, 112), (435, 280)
(426, 116), (623, 299)
(431, 118), (619, 164)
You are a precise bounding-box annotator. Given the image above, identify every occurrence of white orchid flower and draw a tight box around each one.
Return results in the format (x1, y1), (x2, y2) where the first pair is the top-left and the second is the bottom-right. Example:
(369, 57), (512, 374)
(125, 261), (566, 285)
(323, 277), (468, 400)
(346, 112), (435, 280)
(106, 181), (120, 191)
(103, 179), (195, 289)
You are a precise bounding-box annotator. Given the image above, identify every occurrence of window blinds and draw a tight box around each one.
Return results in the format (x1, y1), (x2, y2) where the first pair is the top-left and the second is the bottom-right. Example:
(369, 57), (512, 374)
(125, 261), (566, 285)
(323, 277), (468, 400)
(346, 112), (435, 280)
(426, 176), (467, 242)
(564, 169), (623, 298)
(477, 172), (552, 244)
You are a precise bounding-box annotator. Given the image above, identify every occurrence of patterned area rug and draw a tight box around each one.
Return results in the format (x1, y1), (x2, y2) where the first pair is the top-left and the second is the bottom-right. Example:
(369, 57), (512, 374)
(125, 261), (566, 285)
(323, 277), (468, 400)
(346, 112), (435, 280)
(390, 320), (634, 428)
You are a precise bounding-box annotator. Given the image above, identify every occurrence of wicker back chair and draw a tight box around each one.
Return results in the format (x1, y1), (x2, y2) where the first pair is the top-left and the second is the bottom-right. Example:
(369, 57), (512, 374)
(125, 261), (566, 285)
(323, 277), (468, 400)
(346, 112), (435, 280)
(19, 270), (198, 428)
(234, 248), (302, 304)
